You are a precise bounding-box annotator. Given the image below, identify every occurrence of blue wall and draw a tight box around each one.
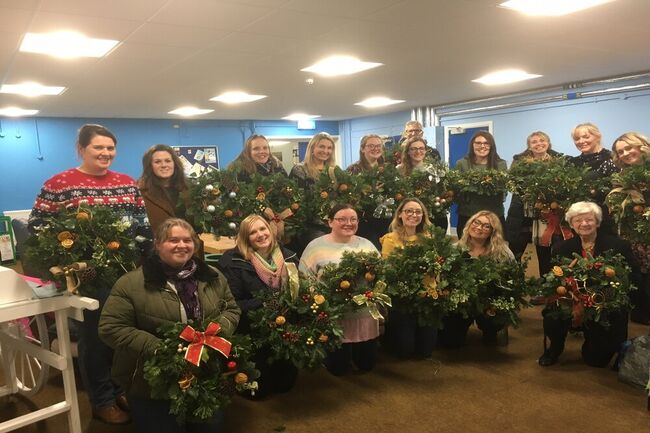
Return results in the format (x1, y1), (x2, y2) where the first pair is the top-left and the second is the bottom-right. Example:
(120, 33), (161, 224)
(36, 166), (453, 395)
(0, 117), (338, 211)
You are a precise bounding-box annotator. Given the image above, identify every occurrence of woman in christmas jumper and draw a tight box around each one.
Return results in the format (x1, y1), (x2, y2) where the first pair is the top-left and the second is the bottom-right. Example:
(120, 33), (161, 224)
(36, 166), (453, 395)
(218, 215), (299, 398)
(538, 202), (640, 367)
(227, 134), (286, 182)
(347, 134), (390, 249)
(299, 204), (379, 375)
(439, 211), (514, 348)
(610, 132), (650, 325)
(454, 131), (507, 239)
(380, 198), (438, 358)
(99, 218), (240, 433)
(28, 124), (149, 425)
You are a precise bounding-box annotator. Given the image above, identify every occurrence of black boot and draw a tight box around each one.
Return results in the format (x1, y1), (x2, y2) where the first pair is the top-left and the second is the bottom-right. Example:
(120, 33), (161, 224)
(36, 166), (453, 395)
(538, 310), (570, 367)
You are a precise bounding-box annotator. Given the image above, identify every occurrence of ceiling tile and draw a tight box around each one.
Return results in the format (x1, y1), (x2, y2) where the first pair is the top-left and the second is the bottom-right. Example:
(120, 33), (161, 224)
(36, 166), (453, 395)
(151, 0), (273, 30)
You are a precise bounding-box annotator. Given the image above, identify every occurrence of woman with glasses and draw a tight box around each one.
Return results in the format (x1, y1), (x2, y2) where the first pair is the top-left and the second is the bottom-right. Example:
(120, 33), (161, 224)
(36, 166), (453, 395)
(454, 131), (507, 239)
(439, 211), (514, 348)
(299, 204), (380, 375)
(227, 134), (286, 182)
(380, 198), (438, 358)
(398, 120), (441, 161)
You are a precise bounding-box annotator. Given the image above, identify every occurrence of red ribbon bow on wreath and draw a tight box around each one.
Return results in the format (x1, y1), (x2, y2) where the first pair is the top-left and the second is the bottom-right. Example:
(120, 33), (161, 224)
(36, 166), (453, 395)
(540, 209), (573, 247)
(179, 322), (231, 367)
(263, 207), (294, 240)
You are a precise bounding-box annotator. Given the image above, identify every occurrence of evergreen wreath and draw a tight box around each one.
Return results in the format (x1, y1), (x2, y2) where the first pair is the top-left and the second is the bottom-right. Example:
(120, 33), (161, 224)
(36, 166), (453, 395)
(318, 251), (392, 320)
(540, 251), (636, 326)
(248, 278), (344, 369)
(606, 159), (650, 243)
(352, 164), (403, 220)
(403, 161), (453, 220)
(383, 227), (476, 328)
(23, 205), (139, 296)
(310, 166), (357, 222)
(184, 171), (305, 242)
(447, 168), (509, 197)
(143, 320), (259, 422)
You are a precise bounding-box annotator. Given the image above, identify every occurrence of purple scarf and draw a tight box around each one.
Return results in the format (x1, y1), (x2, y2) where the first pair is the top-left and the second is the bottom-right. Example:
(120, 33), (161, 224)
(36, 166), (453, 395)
(162, 259), (201, 320)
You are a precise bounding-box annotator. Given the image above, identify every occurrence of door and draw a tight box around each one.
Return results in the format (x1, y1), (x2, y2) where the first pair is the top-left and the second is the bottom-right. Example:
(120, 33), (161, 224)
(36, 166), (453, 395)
(445, 123), (492, 232)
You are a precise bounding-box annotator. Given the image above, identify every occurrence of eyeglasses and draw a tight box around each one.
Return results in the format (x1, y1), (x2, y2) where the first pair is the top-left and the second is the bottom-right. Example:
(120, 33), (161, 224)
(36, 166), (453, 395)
(409, 147), (426, 153)
(471, 219), (492, 231)
(333, 217), (358, 224)
(402, 209), (423, 216)
(473, 141), (491, 148)
(364, 144), (383, 150)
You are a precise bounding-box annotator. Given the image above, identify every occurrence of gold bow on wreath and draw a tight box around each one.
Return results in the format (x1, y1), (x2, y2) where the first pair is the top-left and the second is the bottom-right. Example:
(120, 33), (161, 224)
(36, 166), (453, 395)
(263, 207), (294, 241)
(422, 273), (440, 299)
(608, 187), (645, 236)
(49, 262), (88, 294)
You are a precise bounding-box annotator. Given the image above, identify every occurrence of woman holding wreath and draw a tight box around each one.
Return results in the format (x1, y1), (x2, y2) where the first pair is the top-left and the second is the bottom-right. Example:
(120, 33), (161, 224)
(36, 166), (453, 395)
(538, 202), (639, 367)
(99, 218), (240, 432)
(380, 198), (438, 357)
(610, 132), (650, 324)
(299, 204), (379, 375)
(227, 134), (286, 182)
(28, 124), (149, 424)
(218, 215), (299, 398)
(439, 211), (514, 347)
(454, 131), (507, 239)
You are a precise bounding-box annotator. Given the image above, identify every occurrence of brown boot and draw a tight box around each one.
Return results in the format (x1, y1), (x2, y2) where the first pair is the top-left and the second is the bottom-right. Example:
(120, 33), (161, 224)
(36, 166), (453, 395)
(116, 394), (130, 412)
(93, 404), (131, 425)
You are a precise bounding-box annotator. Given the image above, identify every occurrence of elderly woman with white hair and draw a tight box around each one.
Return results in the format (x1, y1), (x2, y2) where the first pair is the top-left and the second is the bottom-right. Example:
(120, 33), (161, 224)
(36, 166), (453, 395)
(538, 201), (639, 368)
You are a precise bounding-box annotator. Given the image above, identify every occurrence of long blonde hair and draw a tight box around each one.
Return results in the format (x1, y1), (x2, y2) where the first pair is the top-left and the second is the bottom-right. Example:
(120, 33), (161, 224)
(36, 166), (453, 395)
(399, 137), (427, 176)
(458, 211), (511, 262)
(611, 132), (650, 167)
(235, 214), (278, 260)
(388, 198), (432, 240)
(303, 132), (336, 179)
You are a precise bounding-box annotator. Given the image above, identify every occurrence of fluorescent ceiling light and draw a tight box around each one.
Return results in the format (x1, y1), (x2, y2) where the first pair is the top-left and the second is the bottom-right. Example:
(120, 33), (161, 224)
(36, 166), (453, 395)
(472, 69), (542, 85)
(210, 91), (266, 104)
(20, 31), (119, 58)
(499, 0), (614, 16)
(0, 107), (39, 117)
(301, 55), (382, 77)
(282, 113), (321, 121)
(355, 97), (405, 108)
(168, 106), (214, 116)
(1, 82), (66, 97)
(268, 140), (290, 147)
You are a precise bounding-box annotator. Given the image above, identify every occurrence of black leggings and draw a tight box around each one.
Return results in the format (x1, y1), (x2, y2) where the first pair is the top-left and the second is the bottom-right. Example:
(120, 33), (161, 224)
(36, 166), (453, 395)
(324, 339), (378, 376)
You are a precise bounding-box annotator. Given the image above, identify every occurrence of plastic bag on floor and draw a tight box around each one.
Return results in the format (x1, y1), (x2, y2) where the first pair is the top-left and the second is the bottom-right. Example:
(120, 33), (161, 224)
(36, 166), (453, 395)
(618, 335), (650, 390)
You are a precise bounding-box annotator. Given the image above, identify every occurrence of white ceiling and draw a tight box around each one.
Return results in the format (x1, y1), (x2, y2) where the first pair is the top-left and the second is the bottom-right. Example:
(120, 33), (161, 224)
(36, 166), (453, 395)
(0, 0), (649, 120)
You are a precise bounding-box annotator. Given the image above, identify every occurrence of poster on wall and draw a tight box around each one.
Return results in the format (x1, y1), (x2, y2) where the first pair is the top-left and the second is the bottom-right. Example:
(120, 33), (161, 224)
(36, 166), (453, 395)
(174, 146), (219, 178)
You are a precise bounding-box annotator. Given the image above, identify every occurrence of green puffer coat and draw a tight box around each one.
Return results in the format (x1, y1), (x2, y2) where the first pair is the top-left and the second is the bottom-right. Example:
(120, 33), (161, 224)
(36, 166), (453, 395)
(98, 255), (240, 397)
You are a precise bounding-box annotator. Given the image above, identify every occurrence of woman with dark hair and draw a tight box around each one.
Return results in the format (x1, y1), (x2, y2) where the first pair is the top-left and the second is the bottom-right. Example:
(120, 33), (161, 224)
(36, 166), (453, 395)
(538, 202), (639, 367)
(99, 218), (240, 432)
(218, 215), (299, 398)
(28, 124), (149, 424)
(506, 131), (565, 273)
(139, 144), (188, 234)
(454, 131), (507, 239)
(299, 204), (379, 375)
(347, 134), (385, 174)
(610, 132), (650, 324)
(380, 198), (438, 358)
(227, 134), (286, 182)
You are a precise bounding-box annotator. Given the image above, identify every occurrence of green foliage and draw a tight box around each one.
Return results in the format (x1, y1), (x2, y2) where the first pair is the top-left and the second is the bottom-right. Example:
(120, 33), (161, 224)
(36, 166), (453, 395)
(403, 161), (452, 219)
(539, 252), (635, 326)
(352, 164), (404, 220)
(606, 159), (650, 243)
(143, 320), (259, 422)
(318, 251), (391, 319)
(248, 279), (344, 369)
(23, 205), (138, 296)
(447, 168), (509, 197)
(310, 167), (357, 221)
(183, 171), (306, 242)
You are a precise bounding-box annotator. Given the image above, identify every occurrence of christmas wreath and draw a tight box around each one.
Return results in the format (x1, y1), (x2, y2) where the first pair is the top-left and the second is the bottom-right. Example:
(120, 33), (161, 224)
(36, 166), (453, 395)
(23, 205), (139, 296)
(318, 251), (391, 319)
(403, 161), (453, 220)
(447, 168), (509, 198)
(540, 252), (636, 326)
(383, 228), (476, 328)
(184, 171), (305, 242)
(310, 167), (357, 222)
(248, 278), (344, 369)
(606, 159), (650, 243)
(143, 320), (259, 422)
(469, 256), (533, 329)
(352, 164), (403, 220)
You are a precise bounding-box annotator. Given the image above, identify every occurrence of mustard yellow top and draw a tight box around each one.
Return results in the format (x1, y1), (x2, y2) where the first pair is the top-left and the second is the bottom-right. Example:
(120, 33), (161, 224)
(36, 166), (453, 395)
(379, 232), (420, 258)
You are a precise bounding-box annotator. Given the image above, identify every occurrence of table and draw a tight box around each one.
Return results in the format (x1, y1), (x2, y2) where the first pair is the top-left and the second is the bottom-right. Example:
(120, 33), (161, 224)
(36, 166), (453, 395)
(0, 295), (98, 433)
(200, 233), (236, 254)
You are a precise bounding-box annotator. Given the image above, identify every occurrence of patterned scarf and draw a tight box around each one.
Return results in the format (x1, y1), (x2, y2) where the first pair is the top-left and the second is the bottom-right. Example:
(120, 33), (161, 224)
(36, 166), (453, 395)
(250, 247), (286, 290)
(162, 259), (201, 320)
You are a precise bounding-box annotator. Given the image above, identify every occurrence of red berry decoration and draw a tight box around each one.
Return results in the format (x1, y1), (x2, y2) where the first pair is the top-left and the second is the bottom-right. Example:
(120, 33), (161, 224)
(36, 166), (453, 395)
(227, 361), (237, 371)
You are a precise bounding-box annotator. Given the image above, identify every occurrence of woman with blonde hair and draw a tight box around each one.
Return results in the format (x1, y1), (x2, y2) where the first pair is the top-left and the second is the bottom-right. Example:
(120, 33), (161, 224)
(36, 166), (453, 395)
(218, 214), (299, 397)
(611, 132), (650, 168)
(290, 132), (338, 188)
(228, 134), (286, 182)
(396, 137), (429, 176)
(380, 198), (437, 358)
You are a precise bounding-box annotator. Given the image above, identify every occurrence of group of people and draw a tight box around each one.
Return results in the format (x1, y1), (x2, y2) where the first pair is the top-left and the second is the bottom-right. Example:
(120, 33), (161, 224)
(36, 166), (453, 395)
(24, 120), (649, 432)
